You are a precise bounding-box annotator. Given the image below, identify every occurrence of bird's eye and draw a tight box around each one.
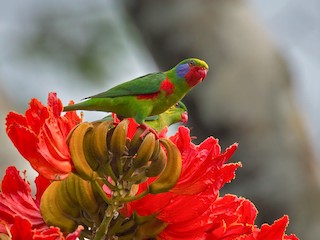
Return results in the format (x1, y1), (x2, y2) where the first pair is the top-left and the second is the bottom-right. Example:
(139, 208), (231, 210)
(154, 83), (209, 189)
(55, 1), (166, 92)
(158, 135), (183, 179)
(175, 103), (179, 107)
(188, 60), (195, 67)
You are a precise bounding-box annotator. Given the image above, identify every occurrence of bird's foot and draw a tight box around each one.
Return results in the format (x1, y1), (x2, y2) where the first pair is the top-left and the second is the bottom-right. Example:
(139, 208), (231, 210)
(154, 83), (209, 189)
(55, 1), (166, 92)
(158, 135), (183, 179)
(111, 113), (124, 127)
(139, 124), (159, 139)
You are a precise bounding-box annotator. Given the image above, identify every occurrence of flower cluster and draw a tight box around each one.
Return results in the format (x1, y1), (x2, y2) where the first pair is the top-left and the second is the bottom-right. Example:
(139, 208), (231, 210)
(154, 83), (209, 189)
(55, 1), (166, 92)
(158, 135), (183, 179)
(6, 93), (81, 180)
(0, 167), (83, 239)
(0, 93), (299, 239)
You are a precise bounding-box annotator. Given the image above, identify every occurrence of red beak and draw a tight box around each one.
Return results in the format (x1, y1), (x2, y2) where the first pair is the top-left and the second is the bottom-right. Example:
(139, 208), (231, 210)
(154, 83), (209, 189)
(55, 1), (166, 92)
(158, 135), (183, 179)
(181, 112), (188, 124)
(198, 68), (208, 81)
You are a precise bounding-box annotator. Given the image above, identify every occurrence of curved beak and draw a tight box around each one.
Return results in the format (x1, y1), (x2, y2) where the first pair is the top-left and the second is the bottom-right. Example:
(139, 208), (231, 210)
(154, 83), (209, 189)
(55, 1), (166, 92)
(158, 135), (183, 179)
(181, 112), (188, 124)
(198, 67), (208, 82)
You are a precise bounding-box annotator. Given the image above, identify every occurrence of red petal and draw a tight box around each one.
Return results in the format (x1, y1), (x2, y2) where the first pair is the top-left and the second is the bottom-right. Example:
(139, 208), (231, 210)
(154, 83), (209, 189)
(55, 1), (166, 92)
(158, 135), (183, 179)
(6, 117), (38, 160)
(198, 137), (221, 156)
(65, 225), (84, 240)
(34, 175), (51, 205)
(127, 118), (139, 139)
(47, 92), (63, 118)
(33, 227), (64, 240)
(171, 131), (240, 194)
(32, 225), (84, 240)
(157, 191), (216, 224)
(209, 223), (253, 240)
(1, 167), (31, 195)
(6, 112), (28, 131)
(285, 234), (300, 240)
(257, 215), (290, 239)
(170, 126), (192, 153)
(0, 167), (46, 232)
(236, 198), (257, 225)
(7, 122), (69, 179)
(37, 122), (72, 173)
(125, 192), (173, 217)
(11, 216), (33, 240)
(25, 98), (49, 134)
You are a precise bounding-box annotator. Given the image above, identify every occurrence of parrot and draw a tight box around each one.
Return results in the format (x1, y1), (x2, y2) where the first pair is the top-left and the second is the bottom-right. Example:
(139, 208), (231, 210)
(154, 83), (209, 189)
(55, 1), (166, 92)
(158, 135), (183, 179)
(63, 58), (208, 126)
(144, 101), (188, 132)
(96, 101), (188, 133)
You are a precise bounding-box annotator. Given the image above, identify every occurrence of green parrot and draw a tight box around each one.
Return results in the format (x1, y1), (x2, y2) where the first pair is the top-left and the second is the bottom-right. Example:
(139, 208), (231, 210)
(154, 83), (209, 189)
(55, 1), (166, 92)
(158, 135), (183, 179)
(96, 101), (188, 132)
(64, 58), (208, 125)
(144, 101), (188, 132)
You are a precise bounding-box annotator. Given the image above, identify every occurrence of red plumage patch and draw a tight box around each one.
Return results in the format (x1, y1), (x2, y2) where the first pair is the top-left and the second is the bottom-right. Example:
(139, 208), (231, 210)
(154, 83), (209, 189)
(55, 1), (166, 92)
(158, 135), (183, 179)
(136, 79), (174, 100)
(160, 79), (175, 96)
(136, 92), (160, 100)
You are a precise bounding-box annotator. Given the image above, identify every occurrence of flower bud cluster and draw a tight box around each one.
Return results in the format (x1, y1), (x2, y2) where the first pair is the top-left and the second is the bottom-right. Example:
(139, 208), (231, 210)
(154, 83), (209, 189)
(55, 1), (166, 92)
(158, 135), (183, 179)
(40, 119), (182, 238)
(40, 173), (106, 234)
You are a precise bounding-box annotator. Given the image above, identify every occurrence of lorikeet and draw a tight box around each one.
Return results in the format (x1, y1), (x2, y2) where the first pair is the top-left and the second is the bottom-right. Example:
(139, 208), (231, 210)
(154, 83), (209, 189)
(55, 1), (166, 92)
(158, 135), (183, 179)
(144, 101), (188, 132)
(64, 58), (208, 124)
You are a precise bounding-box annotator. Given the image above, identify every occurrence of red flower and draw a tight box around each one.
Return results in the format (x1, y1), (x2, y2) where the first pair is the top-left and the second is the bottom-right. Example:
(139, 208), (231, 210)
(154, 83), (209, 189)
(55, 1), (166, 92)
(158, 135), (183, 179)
(123, 126), (298, 240)
(6, 93), (81, 180)
(0, 166), (83, 239)
(123, 126), (241, 238)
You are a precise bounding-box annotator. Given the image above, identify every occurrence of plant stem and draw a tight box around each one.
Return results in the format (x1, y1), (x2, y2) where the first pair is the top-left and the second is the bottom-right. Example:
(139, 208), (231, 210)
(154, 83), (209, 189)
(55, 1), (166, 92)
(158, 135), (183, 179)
(92, 179), (113, 205)
(93, 205), (116, 240)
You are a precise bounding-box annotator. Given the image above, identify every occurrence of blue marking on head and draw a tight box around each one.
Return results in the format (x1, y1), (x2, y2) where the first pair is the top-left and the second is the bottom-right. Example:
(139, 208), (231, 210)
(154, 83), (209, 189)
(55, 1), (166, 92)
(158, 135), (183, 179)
(176, 63), (190, 78)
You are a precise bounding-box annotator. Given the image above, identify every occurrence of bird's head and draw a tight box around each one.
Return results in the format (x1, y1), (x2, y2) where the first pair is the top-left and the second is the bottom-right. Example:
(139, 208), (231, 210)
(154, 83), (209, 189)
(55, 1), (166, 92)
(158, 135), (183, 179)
(167, 101), (188, 124)
(177, 101), (188, 124)
(175, 58), (209, 87)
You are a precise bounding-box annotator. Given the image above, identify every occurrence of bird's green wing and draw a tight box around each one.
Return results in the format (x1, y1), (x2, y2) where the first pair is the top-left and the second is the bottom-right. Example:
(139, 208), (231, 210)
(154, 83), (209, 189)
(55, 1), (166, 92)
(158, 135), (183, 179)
(88, 72), (166, 99)
(145, 115), (159, 121)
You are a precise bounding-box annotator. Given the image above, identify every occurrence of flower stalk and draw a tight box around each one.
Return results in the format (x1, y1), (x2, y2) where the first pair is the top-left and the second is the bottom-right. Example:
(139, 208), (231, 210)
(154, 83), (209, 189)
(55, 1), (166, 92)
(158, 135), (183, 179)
(93, 205), (116, 240)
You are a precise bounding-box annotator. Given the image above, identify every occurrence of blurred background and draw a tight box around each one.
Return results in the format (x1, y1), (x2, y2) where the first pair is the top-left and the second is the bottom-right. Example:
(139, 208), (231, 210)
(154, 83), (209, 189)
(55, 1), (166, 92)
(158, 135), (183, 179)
(1, 0), (319, 239)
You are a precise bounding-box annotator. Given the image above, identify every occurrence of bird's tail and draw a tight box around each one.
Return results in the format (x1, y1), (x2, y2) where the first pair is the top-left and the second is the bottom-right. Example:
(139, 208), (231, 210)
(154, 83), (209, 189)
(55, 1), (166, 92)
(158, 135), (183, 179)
(63, 98), (113, 112)
(63, 101), (93, 112)
(63, 104), (78, 112)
